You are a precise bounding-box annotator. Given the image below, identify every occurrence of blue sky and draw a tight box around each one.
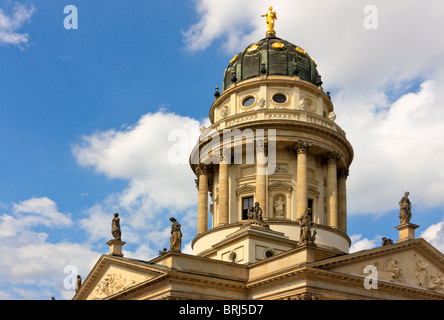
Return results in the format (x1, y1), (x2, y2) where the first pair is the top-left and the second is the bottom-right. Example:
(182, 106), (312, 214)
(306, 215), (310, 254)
(1, 0), (444, 299)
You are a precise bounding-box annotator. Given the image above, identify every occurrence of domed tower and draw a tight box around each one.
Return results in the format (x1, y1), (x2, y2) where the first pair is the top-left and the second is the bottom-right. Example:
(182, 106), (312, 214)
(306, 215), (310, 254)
(190, 11), (353, 263)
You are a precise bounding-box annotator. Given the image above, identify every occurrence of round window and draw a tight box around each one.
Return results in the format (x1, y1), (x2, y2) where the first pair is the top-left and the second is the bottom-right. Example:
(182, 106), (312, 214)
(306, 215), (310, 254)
(272, 94), (287, 104)
(242, 96), (255, 107)
(265, 250), (274, 258)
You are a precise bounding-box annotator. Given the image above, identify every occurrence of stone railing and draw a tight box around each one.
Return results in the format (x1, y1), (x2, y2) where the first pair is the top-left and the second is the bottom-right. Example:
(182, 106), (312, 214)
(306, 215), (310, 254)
(210, 109), (346, 136)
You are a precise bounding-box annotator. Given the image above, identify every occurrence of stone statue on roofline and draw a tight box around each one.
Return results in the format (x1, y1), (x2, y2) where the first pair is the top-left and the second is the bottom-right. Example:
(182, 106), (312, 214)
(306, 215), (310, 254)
(262, 6), (277, 35)
(75, 275), (82, 293)
(399, 192), (412, 224)
(169, 217), (182, 252)
(111, 213), (121, 241)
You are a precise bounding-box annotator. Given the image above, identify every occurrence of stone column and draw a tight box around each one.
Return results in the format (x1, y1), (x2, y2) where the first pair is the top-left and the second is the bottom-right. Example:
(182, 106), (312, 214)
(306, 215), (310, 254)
(295, 140), (312, 219)
(256, 139), (267, 211)
(196, 164), (209, 235)
(326, 152), (341, 228)
(218, 148), (230, 226)
(337, 168), (349, 233)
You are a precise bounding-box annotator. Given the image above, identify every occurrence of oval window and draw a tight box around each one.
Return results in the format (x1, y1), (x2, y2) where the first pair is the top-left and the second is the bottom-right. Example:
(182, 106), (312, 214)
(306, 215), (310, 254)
(242, 96), (255, 107)
(272, 94), (287, 104)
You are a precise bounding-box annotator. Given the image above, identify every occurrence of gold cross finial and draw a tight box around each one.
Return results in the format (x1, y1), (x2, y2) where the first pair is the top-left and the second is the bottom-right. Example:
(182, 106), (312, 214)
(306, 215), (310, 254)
(262, 6), (277, 35)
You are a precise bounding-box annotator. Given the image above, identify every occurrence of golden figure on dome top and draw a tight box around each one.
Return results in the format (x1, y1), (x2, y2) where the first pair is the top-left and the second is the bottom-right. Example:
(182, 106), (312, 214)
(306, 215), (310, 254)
(262, 6), (277, 35)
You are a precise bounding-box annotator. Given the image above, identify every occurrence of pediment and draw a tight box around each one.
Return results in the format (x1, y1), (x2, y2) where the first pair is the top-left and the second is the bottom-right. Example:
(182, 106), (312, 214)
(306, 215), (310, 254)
(75, 255), (167, 300)
(236, 184), (256, 195)
(312, 239), (444, 293)
(268, 181), (293, 191)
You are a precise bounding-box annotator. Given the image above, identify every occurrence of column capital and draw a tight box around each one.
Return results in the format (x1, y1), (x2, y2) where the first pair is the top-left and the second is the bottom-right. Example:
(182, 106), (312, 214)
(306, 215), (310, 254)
(325, 151), (341, 165)
(293, 140), (312, 155)
(195, 164), (210, 176)
(338, 167), (349, 180)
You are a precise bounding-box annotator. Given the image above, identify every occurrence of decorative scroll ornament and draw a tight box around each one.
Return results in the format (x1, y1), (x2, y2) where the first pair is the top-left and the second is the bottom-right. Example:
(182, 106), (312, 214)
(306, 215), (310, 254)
(311, 57), (317, 67)
(247, 44), (259, 53)
(272, 42), (284, 49)
(296, 46), (306, 55)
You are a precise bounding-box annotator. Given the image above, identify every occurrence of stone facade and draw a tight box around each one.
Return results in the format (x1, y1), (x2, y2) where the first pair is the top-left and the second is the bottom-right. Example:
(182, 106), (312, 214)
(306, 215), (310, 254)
(73, 22), (444, 301)
(74, 239), (444, 300)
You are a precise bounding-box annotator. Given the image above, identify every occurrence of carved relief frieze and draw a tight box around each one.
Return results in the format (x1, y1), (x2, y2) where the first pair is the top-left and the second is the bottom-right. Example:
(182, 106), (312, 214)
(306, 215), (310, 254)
(226, 114), (258, 127)
(357, 252), (444, 292)
(273, 165), (287, 174)
(88, 272), (148, 300)
(264, 112), (299, 120)
(374, 258), (403, 282)
(285, 292), (322, 300)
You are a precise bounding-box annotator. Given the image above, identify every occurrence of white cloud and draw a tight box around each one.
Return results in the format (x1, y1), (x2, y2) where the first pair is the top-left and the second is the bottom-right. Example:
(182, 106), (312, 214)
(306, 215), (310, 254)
(421, 221), (444, 253)
(72, 110), (202, 255)
(0, 2), (35, 46)
(73, 110), (200, 214)
(345, 80), (444, 214)
(0, 231), (100, 300)
(0, 197), (99, 300)
(349, 234), (380, 253)
(0, 197), (72, 237)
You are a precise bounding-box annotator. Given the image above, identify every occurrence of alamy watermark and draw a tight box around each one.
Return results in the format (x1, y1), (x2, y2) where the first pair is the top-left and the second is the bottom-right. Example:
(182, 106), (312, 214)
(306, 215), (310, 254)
(63, 5), (378, 31)
(64, 5), (78, 30)
(363, 5), (378, 30)
(363, 264), (378, 289)
(63, 264), (78, 290)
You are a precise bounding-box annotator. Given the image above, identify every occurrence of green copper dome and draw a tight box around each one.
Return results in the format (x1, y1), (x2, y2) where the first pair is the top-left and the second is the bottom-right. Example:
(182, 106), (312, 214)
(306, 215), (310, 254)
(222, 35), (322, 91)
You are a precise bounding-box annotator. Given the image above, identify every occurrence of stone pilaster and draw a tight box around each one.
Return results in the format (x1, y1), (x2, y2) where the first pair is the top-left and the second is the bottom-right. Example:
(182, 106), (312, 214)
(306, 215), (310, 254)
(255, 139), (267, 213)
(294, 140), (312, 219)
(218, 148), (230, 226)
(337, 167), (349, 233)
(326, 151), (341, 228)
(196, 164), (210, 235)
